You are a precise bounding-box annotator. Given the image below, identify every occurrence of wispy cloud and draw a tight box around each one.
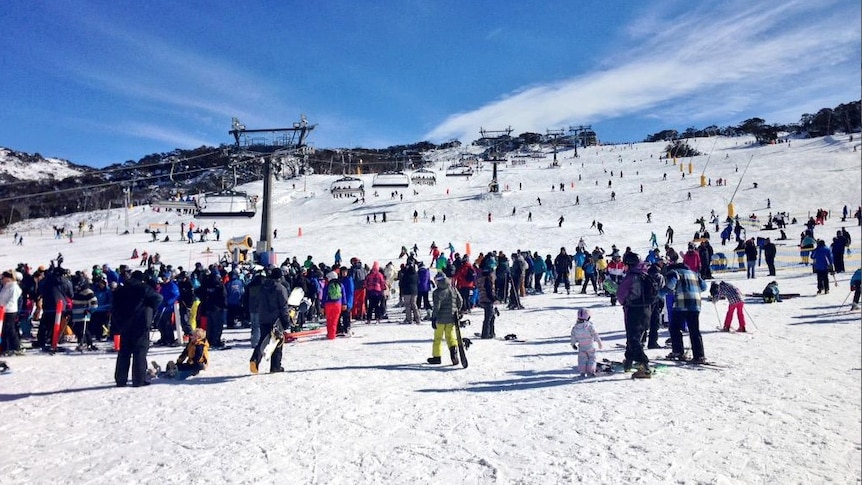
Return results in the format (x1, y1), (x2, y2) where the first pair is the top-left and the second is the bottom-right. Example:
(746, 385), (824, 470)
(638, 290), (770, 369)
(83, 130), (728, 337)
(54, 9), (295, 134)
(425, 0), (860, 141)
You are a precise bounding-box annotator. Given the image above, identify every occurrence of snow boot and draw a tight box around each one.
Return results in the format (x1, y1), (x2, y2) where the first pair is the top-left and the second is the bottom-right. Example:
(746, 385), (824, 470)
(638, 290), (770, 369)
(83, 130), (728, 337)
(449, 346), (459, 366)
(166, 361), (178, 378)
(632, 364), (652, 379)
(426, 356), (442, 365)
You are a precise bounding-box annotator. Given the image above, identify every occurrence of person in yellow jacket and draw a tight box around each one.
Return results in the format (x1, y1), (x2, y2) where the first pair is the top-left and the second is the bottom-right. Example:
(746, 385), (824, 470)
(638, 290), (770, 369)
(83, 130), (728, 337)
(151, 328), (209, 380)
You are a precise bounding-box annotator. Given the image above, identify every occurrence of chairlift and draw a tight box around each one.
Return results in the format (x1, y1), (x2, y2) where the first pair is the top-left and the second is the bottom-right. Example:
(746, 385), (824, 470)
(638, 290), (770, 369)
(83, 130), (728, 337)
(151, 158), (200, 212)
(371, 171), (410, 188)
(195, 191), (257, 219)
(330, 176), (365, 197)
(410, 168), (437, 186)
(445, 163), (473, 177)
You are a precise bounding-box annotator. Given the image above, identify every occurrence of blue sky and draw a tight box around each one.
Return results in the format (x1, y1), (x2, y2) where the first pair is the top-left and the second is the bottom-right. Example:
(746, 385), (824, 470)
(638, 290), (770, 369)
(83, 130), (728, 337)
(1, 0), (859, 167)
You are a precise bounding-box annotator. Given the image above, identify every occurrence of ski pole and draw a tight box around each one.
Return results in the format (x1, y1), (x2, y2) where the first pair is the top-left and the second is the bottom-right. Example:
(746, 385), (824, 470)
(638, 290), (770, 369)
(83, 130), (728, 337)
(712, 301), (722, 327)
(840, 291), (852, 307)
(742, 306), (758, 330)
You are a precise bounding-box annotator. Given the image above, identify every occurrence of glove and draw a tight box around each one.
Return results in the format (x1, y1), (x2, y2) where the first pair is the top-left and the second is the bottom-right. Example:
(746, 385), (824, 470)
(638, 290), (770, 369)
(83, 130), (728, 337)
(431, 318), (437, 329)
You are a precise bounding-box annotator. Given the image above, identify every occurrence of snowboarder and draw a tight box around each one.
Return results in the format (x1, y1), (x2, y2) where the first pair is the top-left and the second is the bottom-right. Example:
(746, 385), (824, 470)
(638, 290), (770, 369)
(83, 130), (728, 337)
(249, 267), (290, 374)
(427, 273), (463, 364)
(558, 215), (564, 227)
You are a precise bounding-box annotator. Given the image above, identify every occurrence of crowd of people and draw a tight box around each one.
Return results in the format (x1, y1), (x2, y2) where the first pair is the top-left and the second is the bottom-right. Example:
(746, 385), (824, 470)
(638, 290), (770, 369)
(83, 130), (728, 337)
(1, 205), (859, 383)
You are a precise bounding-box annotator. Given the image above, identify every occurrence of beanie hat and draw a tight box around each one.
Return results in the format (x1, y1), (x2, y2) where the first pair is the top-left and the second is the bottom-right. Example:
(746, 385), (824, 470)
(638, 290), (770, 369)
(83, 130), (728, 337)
(623, 252), (640, 266)
(434, 272), (447, 282)
(577, 308), (591, 321)
(326, 271), (338, 281)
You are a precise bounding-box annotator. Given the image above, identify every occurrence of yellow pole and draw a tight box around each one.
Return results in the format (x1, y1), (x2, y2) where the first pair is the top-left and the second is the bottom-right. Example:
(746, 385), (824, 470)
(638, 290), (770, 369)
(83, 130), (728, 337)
(688, 162), (693, 174)
(727, 202), (735, 219)
(700, 175), (706, 187)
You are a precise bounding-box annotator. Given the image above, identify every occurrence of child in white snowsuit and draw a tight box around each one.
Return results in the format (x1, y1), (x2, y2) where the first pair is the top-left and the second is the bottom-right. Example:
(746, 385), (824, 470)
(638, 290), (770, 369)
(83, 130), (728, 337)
(570, 308), (603, 377)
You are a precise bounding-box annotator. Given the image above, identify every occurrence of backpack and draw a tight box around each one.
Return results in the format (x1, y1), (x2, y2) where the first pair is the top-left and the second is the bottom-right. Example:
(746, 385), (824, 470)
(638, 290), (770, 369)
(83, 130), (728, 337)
(762, 283), (777, 303)
(327, 282), (342, 301)
(627, 273), (658, 307)
(464, 266), (476, 283)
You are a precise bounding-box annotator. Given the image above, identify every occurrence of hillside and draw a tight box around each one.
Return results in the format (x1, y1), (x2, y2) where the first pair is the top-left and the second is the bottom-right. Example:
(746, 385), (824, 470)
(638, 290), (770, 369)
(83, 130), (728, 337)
(4, 134), (859, 271)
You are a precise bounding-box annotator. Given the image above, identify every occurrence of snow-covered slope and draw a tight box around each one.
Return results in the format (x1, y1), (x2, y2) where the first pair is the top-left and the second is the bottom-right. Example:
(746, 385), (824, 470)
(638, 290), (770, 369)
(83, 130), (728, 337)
(0, 134), (859, 484)
(0, 147), (84, 181)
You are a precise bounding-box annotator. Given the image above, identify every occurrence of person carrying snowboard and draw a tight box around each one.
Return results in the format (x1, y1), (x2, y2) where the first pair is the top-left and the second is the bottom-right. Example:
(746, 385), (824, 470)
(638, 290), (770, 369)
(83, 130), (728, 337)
(427, 273), (463, 365)
(570, 308), (603, 377)
(249, 267), (291, 374)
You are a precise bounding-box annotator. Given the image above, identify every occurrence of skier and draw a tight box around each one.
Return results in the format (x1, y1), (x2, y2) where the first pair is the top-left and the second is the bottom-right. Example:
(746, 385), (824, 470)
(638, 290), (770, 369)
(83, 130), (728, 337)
(666, 225), (674, 244)
(616, 253), (654, 378)
(427, 273), (463, 365)
(849, 268), (861, 310)
(661, 252), (709, 364)
(570, 308), (603, 377)
(710, 281), (746, 332)
(558, 215), (564, 227)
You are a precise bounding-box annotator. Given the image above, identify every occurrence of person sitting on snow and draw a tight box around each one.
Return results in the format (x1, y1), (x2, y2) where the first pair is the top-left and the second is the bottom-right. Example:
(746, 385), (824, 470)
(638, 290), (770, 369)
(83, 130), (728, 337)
(150, 327), (209, 380)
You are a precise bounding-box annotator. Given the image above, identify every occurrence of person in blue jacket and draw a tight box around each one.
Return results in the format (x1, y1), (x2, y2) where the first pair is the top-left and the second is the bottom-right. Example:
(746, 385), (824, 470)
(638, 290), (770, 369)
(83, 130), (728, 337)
(810, 239), (834, 294)
(849, 268), (861, 310)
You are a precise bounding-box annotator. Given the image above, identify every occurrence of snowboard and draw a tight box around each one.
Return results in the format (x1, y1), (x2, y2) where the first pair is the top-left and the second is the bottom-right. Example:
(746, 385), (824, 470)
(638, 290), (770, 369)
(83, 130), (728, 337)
(173, 302), (183, 344)
(453, 319), (468, 369)
(283, 327), (324, 342)
(603, 279), (618, 296)
(473, 332), (526, 343)
(250, 318), (286, 373)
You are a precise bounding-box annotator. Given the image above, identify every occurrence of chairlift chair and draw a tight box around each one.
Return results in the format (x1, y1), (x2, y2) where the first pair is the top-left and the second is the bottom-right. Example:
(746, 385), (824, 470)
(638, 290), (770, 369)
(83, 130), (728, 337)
(410, 168), (437, 186)
(445, 163), (473, 177)
(195, 190), (257, 219)
(371, 171), (410, 188)
(330, 176), (365, 197)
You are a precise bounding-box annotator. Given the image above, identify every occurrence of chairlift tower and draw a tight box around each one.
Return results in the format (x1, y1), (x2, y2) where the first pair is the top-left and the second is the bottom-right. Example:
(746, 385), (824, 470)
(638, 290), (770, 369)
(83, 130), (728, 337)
(228, 115), (315, 255)
(546, 128), (565, 167)
(481, 128), (510, 193)
(567, 125), (592, 158)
